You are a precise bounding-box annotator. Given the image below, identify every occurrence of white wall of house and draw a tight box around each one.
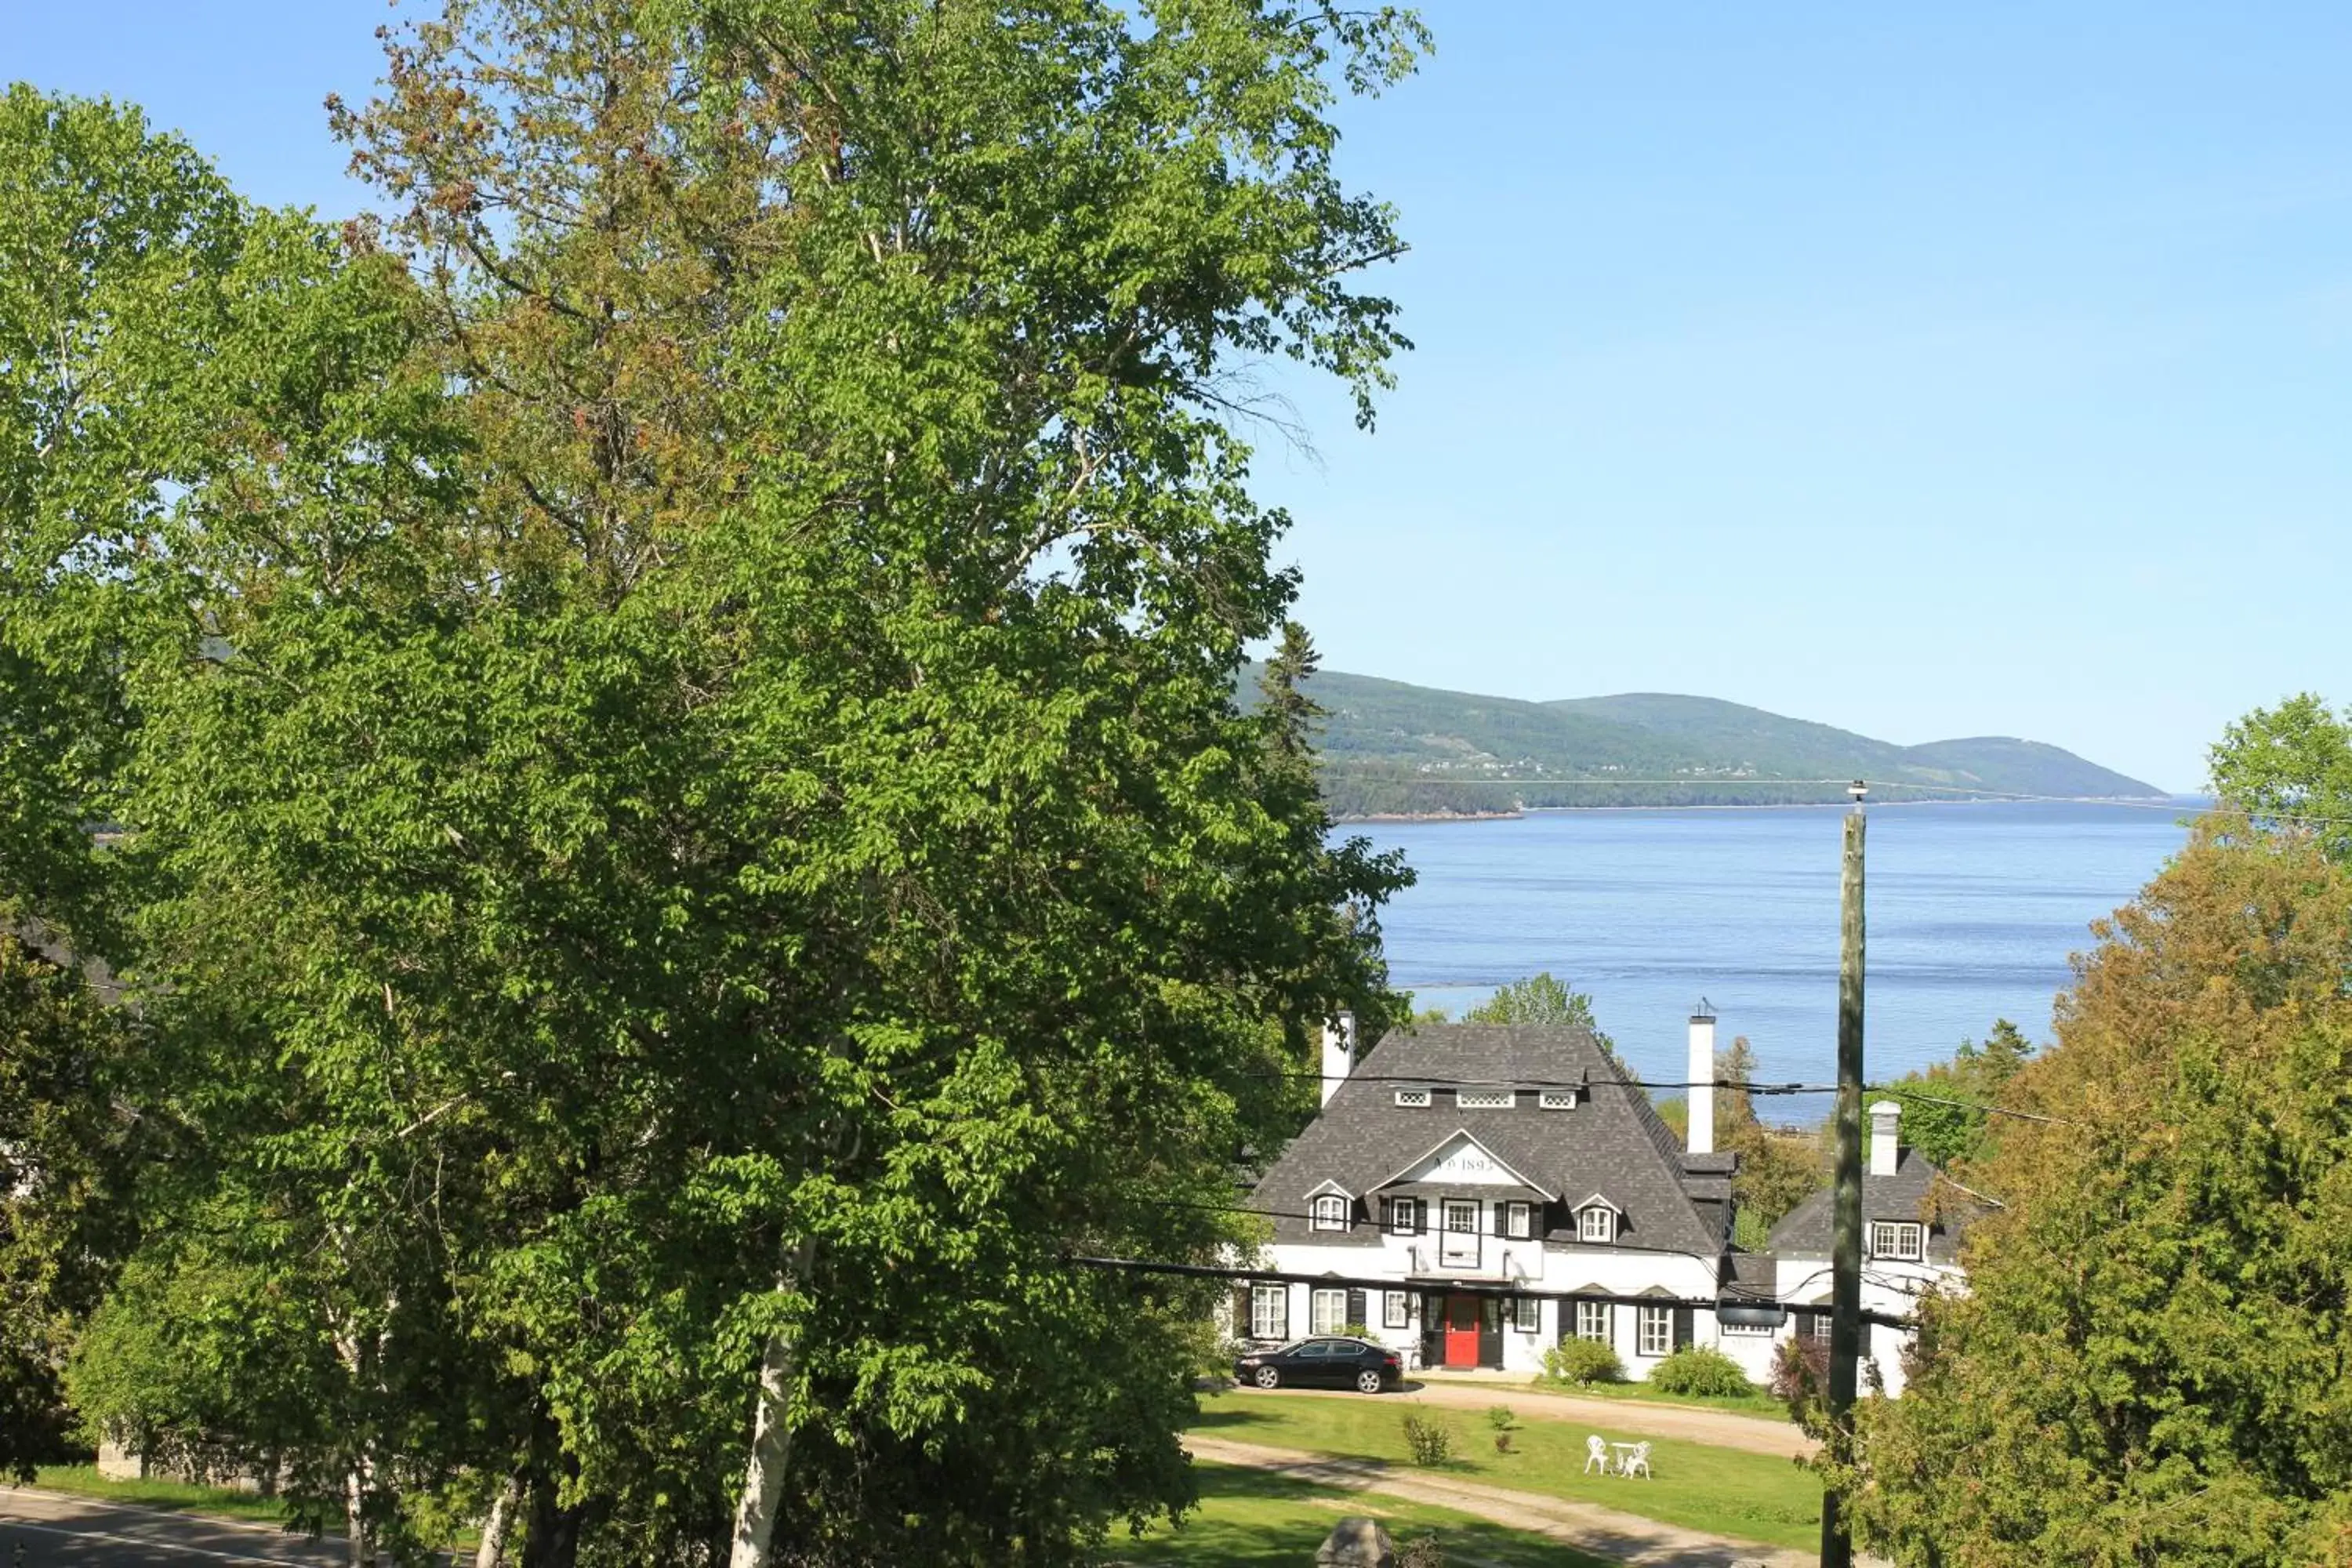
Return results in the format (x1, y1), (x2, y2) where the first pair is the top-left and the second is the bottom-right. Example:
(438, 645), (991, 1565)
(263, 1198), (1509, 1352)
(1711, 1316), (1786, 1382)
(1255, 1230), (1730, 1381)
(1773, 1248), (1962, 1397)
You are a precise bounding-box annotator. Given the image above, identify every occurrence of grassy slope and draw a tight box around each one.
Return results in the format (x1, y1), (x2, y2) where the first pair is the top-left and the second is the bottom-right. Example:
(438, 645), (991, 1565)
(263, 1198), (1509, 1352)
(1111, 1462), (1610, 1567)
(1189, 1392), (1823, 1551)
(1553, 692), (2161, 797)
(27, 1460), (1578, 1567)
(1237, 663), (2163, 811)
(30, 1464), (300, 1528)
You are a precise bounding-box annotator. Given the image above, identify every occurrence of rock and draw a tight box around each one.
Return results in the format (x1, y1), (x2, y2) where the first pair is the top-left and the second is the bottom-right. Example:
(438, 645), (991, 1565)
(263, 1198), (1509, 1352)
(1316, 1515), (1396, 1566)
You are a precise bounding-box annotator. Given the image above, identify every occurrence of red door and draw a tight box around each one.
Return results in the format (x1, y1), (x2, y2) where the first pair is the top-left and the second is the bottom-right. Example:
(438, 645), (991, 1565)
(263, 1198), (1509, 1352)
(1443, 1294), (1480, 1368)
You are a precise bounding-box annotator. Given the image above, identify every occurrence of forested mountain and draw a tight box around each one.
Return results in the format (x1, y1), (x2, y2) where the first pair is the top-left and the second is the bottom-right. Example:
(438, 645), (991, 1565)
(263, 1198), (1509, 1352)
(1243, 667), (2165, 817)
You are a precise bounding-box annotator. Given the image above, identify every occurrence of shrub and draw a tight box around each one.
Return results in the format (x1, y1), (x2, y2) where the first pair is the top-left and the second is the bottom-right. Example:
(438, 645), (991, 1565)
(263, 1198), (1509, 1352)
(1541, 1339), (1624, 1388)
(1401, 1410), (1454, 1466)
(1484, 1405), (1515, 1432)
(1341, 1322), (1374, 1341)
(1398, 1537), (1448, 1568)
(1769, 1335), (1829, 1409)
(1492, 1430), (1513, 1454)
(1646, 1345), (1757, 1399)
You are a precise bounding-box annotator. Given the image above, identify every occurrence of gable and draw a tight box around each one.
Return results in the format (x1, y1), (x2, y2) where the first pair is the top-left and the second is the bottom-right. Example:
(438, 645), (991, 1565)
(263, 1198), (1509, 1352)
(1380, 1130), (1555, 1196)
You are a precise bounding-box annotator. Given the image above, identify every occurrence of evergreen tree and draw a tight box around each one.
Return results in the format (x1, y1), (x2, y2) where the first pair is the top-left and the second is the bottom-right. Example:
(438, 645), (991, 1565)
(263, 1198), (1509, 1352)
(1838, 822), (2352, 1566)
(1871, 1019), (2036, 1173)
(1258, 621), (1325, 767)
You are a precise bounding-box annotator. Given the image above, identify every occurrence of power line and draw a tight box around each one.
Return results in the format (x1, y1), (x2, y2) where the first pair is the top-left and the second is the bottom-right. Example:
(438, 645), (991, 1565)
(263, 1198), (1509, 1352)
(1239, 1066), (2080, 1126)
(1867, 1083), (2071, 1127)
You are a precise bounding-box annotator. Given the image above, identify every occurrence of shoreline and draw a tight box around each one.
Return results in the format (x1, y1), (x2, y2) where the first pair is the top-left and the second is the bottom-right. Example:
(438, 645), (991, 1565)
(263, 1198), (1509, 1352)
(1336, 796), (2183, 824)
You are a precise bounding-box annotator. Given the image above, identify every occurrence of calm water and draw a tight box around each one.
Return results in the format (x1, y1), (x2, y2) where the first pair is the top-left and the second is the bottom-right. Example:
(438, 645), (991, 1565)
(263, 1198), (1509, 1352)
(1350, 801), (2194, 1094)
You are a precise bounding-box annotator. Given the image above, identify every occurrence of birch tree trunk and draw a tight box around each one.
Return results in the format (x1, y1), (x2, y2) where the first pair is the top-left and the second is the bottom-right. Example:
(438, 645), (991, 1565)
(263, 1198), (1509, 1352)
(332, 1317), (376, 1568)
(725, 1238), (817, 1568)
(344, 1463), (373, 1568)
(474, 1476), (520, 1568)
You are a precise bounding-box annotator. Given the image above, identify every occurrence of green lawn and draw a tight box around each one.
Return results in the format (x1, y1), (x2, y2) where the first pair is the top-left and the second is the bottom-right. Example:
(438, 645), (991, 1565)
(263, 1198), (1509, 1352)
(1110, 1461), (1609, 1567)
(1190, 1392), (1823, 1551)
(30, 1465), (300, 1529)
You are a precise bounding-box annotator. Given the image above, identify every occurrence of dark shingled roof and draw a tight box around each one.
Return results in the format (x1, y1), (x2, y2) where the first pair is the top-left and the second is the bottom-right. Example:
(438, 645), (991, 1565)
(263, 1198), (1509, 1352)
(1767, 1147), (1977, 1265)
(1250, 1023), (1731, 1261)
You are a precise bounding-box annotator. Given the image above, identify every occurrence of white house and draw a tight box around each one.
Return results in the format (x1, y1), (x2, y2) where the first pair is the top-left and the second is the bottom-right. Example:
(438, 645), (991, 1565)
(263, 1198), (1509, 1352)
(1239, 1014), (1744, 1378)
(1236, 1014), (1975, 1390)
(1766, 1099), (1974, 1396)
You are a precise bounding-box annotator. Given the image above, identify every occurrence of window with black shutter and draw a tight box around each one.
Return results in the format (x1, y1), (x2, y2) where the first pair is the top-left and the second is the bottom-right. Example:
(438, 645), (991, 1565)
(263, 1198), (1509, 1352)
(1673, 1305), (1694, 1350)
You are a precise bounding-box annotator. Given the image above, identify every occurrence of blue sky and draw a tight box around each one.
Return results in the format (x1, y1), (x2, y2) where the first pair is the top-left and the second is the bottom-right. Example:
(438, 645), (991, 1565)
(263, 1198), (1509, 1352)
(9, 4), (2349, 789)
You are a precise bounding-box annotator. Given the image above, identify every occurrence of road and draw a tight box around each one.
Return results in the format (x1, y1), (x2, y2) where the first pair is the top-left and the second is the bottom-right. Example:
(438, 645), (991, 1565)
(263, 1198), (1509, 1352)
(0, 1490), (352, 1568)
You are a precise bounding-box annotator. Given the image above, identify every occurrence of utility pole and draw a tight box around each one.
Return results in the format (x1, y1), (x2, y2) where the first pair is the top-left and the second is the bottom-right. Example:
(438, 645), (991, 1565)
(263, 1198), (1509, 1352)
(1820, 779), (1867, 1568)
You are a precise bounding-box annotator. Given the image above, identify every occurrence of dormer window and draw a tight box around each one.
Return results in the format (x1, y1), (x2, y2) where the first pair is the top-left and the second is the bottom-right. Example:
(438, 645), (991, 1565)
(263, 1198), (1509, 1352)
(1577, 1206), (1617, 1243)
(1455, 1088), (1515, 1110)
(1868, 1221), (1924, 1261)
(1311, 1194), (1350, 1232)
(1393, 1086), (1432, 1108)
(1538, 1088), (1577, 1109)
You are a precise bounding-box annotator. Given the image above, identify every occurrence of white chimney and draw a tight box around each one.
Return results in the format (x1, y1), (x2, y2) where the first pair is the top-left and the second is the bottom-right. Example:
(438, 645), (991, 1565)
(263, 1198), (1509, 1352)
(1870, 1100), (1901, 1176)
(1686, 1004), (1717, 1155)
(1320, 1011), (1357, 1107)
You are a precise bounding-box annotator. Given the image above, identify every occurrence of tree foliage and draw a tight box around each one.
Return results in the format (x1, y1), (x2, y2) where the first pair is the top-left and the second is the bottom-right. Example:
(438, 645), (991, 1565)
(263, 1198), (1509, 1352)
(1713, 1035), (1824, 1232)
(2210, 691), (2352, 863)
(2, 1), (1428, 1561)
(1868, 1020), (2033, 1174)
(1838, 822), (2352, 1566)
(0, 935), (149, 1480)
(1462, 972), (1613, 1048)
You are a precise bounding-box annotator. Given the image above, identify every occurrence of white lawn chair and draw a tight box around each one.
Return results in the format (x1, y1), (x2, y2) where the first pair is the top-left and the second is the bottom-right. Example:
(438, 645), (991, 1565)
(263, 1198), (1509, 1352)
(1583, 1434), (1610, 1475)
(1623, 1440), (1653, 1479)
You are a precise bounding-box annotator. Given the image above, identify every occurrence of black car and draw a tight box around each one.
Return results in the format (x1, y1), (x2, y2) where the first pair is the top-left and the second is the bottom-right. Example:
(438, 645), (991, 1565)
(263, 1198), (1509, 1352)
(1232, 1337), (1403, 1394)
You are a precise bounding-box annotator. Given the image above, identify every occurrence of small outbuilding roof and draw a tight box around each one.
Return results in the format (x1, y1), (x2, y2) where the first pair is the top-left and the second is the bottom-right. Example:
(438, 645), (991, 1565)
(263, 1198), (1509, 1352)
(1767, 1147), (1978, 1265)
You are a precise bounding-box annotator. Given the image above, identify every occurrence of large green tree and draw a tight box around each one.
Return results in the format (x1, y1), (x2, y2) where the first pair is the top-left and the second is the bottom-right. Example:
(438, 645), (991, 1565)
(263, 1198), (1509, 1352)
(10, 2), (1426, 1563)
(1461, 971), (1613, 1047)
(0, 935), (151, 1481)
(2210, 691), (2352, 863)
(1837, 823), (2352, 1566)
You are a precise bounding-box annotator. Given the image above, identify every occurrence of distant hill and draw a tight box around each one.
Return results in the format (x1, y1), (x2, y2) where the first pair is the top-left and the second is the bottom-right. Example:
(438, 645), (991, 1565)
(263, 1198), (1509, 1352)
(1240, 668), (2165, 818)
